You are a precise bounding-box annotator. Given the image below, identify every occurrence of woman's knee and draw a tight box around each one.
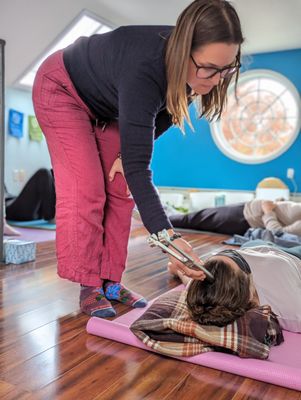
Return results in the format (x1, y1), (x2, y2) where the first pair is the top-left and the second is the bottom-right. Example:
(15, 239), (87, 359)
(35, 168), (52, 181)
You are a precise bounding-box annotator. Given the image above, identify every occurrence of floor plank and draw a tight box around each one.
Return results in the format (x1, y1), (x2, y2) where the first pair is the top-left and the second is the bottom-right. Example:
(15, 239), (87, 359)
(0, 379), (37, 400)
(98, 355), (197, 400)
(35, 343), (152, 400)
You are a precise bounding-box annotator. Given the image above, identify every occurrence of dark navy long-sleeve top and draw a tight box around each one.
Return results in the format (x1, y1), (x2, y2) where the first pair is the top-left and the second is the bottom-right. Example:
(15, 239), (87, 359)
(63, 25), (175, 233)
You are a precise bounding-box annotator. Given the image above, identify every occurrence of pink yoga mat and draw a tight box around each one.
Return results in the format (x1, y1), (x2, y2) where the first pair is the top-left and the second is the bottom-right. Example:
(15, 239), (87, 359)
(87, 286), (301, 391)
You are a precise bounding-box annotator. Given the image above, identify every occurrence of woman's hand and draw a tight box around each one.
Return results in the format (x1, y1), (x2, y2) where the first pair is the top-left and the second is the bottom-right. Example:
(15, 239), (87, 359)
(167, 261), (191, 286)
(108, 156), (130, 196)
(261, 200), (276, 214)
(166, 233), (206, 281)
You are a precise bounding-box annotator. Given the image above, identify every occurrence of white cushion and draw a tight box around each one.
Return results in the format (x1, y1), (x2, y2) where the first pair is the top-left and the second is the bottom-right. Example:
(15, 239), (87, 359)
(256, 188), (290, 201)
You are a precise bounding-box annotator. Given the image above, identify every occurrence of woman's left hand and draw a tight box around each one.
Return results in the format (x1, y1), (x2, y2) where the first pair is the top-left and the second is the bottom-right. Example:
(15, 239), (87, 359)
(108, 157), (131, 196)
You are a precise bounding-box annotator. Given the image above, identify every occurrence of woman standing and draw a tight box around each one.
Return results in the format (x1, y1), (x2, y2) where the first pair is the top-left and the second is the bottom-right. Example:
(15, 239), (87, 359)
(32, 0), (243, 318)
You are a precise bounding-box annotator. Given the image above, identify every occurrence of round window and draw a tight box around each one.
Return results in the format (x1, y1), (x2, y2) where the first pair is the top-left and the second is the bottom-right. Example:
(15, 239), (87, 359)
(210, 69), (301, 164)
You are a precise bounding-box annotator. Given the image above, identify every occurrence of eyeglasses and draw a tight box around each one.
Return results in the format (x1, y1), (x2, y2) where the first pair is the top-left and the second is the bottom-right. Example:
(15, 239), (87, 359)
(190, 54), (241, 80)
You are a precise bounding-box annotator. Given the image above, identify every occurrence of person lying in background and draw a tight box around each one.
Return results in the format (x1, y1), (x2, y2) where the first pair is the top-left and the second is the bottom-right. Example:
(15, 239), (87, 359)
(169, 244), (301, 333)
(169, 199), (301, 236)
(3, 168), (56, 236)
(5, 168), (56, 222)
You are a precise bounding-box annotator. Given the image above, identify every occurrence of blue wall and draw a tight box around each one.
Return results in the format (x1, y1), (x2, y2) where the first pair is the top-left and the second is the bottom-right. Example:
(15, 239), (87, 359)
(152, 48), (301, 192)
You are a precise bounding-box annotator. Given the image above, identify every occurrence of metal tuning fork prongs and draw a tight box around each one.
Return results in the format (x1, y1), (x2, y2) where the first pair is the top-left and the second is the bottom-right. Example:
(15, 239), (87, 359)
(147, 229), (214, 282)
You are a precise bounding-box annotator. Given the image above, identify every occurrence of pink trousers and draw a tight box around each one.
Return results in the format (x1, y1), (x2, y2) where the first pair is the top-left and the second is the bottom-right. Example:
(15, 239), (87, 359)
(32, 51), (134, 286)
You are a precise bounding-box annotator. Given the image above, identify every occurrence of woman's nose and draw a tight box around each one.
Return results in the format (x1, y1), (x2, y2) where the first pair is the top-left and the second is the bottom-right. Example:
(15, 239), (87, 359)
(209, 72), (222, 85)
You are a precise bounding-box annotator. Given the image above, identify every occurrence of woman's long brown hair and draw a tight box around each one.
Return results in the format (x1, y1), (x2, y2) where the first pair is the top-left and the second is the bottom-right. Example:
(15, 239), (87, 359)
(165, 0), (244, 129)
(186, 258), (256, 327)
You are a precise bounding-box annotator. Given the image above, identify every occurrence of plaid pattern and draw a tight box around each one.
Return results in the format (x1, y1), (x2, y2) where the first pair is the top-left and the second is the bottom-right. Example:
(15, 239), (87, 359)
(130, 290), (283, 359)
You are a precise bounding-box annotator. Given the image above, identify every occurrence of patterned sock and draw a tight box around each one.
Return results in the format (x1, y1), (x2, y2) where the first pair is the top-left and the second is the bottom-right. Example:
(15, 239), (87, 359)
(80, 285), (116, 318)
(104, 281), (148, 308)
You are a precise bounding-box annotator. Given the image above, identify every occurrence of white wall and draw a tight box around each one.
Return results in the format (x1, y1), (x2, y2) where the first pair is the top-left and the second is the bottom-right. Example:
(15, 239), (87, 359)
(5, 88), (51, 195)
(1, 0), (131, 86)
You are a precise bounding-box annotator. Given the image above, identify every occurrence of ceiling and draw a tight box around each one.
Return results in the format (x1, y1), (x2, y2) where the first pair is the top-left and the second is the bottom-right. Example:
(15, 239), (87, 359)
(1, 0), (300, 87)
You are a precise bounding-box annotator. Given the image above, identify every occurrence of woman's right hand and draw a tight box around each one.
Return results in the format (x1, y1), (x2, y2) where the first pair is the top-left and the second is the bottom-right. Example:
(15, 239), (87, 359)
(108, 156), (131, 196)
(166, 234), (206, 281)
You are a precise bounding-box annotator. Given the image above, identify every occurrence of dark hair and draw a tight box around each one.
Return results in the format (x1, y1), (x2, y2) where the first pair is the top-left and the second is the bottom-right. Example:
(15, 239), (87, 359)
(186, 258), (256, 327)
(165, 0), (244, 128)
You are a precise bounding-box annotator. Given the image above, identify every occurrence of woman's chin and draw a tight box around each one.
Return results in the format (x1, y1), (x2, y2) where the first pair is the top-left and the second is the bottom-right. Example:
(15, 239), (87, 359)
(195, 85), (214, 95)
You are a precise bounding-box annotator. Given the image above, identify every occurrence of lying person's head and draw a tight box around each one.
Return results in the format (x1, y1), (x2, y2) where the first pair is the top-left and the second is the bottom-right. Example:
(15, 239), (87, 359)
(186, 249), (258, 327)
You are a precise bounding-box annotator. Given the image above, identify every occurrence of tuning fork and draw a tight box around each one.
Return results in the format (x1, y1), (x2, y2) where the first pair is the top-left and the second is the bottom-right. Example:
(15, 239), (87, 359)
(147, 229), (214, 282)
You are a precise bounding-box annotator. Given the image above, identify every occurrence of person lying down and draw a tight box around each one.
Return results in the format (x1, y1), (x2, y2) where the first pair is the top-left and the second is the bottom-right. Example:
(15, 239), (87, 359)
(179, 245), (301, 333)
(130, 245), (301, 359)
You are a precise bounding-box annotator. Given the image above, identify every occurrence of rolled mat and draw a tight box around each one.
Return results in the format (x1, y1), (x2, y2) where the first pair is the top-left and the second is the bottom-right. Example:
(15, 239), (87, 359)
(87, 286), (301, 391)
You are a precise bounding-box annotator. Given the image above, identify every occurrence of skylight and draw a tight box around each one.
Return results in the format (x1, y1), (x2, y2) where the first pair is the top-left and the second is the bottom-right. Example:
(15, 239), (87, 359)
(17, 10), (114, 89)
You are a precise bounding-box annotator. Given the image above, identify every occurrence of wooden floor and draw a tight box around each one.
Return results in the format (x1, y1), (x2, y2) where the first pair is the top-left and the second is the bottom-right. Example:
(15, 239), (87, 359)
(1, 227), (300, 400)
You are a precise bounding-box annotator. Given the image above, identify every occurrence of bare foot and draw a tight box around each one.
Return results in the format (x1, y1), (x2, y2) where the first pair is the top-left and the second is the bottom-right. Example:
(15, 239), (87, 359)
(4, 222), (21, 236)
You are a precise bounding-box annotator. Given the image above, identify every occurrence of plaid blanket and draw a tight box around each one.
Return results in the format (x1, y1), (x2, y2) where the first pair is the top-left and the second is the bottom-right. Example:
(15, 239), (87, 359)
(130, 290), (283, 359)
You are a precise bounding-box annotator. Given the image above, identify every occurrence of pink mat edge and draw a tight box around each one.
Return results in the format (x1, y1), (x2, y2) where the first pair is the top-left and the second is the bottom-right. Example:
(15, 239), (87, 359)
(86, 286), (301, 392)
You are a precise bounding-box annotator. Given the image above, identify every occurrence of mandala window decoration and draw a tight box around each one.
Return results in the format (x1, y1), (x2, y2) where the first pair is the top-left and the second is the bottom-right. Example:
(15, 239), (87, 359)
(210, 69), (301, 164)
